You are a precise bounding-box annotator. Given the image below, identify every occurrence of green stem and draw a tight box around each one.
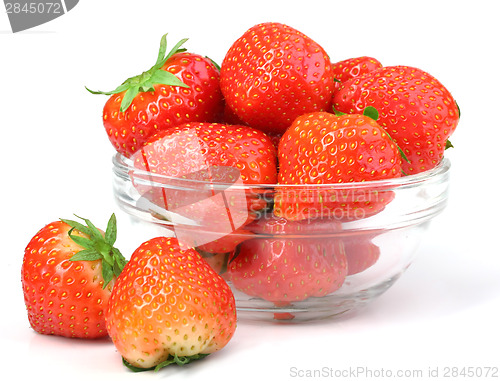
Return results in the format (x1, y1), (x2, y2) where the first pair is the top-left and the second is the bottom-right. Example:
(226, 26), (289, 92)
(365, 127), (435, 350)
(86, 34), (190, 112)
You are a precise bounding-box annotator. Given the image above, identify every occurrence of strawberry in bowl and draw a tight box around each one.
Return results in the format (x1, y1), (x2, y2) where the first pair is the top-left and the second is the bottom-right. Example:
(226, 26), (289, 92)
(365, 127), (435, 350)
(274, 107), (403, 222)
(126, 122), (277, 253)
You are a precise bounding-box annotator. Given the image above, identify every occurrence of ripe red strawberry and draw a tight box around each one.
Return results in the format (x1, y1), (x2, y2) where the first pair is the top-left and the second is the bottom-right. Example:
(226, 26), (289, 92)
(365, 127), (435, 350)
(21, 214), (126, 339)
(87, 34), (224, 157)
(105, 236), (236, 371)
(220, 22), (334, 134)
(333, 65), (460, 174)
(274, 110), (402, 221)
(133, 122), (277, 185)
(228, 214), (347, 304)
(332, 56), (382, 92)
(131, 122), (277, 252)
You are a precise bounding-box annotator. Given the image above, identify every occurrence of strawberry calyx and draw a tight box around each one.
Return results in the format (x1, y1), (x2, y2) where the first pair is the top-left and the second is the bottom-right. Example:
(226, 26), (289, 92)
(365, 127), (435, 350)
(86, 34), (189, 112)
(60, 213), (127, 288)
(122, 353), (210, 372)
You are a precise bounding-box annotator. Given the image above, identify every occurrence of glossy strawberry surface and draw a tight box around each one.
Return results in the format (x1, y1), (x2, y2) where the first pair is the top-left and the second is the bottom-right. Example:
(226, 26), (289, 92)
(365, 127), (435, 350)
(105, 236), (236, 370)
(331, 56), (383, 92)
(130, 122), (277, 253)
(220, 22), (334, 134)
(103, 52), (223, 157)
(333, 65), (459, 174)
(274, 111), (402, 221)
(21, 216), (125, 339)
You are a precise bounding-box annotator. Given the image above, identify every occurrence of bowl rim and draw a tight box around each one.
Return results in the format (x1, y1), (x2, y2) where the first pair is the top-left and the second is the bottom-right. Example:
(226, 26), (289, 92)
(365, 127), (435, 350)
(113, 153), (451, 191)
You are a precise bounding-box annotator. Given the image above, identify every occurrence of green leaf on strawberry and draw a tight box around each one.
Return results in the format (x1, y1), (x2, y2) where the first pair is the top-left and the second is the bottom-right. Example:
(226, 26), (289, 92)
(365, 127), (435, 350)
(88, 34), (225, 157)
(86, 34), (189, 112)
(334, 105), (409, 165)
(363, 105), (379, 121)
(22, 214), (127, 339)
(62, 213), (127, 287)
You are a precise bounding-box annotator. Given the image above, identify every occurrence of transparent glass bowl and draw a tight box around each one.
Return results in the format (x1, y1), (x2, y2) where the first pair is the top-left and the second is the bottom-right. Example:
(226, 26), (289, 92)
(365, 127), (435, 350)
(112, 153), (451, 322)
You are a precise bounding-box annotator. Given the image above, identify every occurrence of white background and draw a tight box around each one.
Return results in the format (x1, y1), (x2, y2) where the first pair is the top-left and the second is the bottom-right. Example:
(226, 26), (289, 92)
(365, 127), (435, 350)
(2, 1), (499, 380)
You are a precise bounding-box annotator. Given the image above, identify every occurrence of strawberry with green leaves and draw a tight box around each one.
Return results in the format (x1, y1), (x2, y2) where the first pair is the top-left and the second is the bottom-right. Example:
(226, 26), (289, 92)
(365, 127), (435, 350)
(274, 108), (402, 221)
(21, 214), (126, 339)
(332, 56), (382, 92)
(87, 34), (224, 157)
(333, 65), (460, 174)
(220, 22), (334, 134)
(105, 236), (236, 371)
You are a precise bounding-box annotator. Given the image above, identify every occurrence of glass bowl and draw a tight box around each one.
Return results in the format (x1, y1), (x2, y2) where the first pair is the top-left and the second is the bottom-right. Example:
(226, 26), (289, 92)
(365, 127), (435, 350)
(112, 153), (451, 322)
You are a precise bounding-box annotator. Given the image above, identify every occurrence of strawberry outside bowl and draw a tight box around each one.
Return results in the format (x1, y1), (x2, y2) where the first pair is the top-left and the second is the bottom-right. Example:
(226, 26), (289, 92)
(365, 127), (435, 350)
(112, 152), (451, 322)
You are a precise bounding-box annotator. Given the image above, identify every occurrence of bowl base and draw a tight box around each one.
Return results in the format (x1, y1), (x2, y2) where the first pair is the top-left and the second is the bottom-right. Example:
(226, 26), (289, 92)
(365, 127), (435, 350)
(233, 272), (402, 323)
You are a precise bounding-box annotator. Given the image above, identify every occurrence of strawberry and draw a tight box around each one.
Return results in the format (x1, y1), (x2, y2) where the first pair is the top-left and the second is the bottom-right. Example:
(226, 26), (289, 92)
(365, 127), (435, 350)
(87, 34), (224, 157)
(274, 109), (402, 221)
(332, 56), (382, 92)
(228, 214), (347, 304)
(220, 22), (334, 134)
(21, 214), (126, 339)
(105, 236), (236, 371)
(130, 122), (277, 251)
(341, 231), (381, 275)
(195, 227), (254, 255)
(333, 65), (460, 174)
(132, 122), (277, 185)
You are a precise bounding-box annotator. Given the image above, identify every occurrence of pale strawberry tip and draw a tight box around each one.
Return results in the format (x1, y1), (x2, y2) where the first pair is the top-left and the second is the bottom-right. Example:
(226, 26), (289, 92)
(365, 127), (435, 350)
(122, 353), (210, 372)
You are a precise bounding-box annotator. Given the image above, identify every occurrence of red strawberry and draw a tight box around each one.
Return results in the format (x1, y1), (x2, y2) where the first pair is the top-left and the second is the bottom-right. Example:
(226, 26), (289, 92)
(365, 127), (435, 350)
(87, 34), (224, 157)
(228, 214), (347, 304)
(220, 22), (334, 134)
(196, 226), (254, 255)
(274, 109), (402, 221)
(21, 214), (126, 339)
(332, 56), (382, 92)
(132, 122), (277, 186)
(105, 236), (236, 371)
(333, 65), (460, 174)
(341, 232), (381, 275)
(131, 122), (277, 251)
(221, 101), (247, 125)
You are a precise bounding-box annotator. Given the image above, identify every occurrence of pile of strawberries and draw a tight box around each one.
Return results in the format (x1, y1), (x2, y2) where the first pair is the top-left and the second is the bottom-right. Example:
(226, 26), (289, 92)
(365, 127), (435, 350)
(21, 22), (459, 371)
